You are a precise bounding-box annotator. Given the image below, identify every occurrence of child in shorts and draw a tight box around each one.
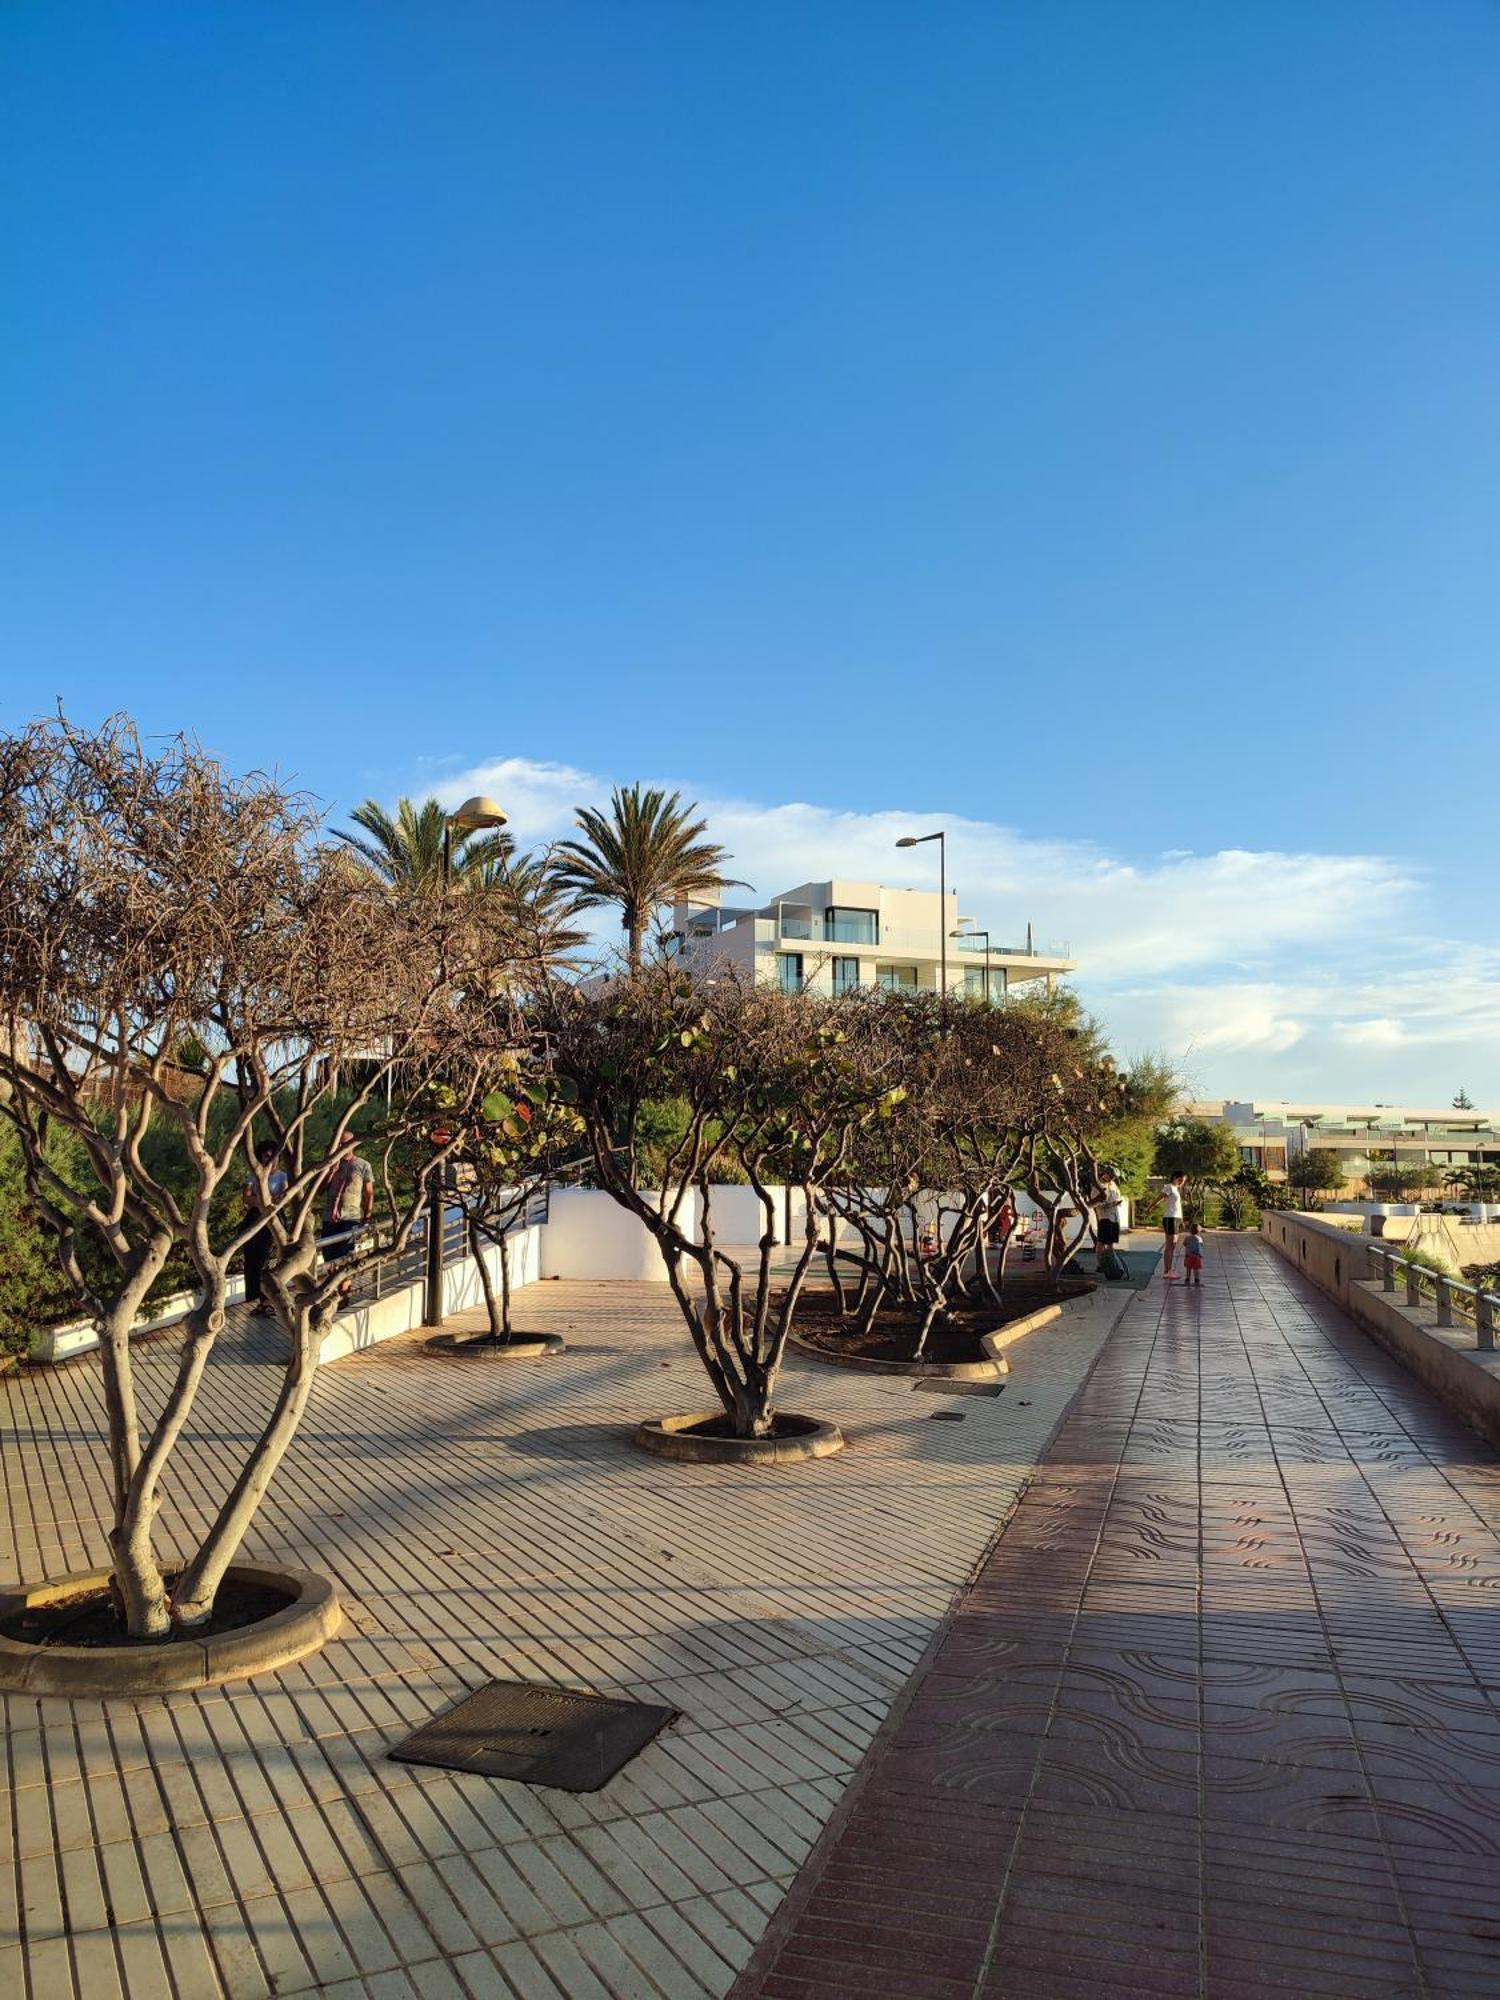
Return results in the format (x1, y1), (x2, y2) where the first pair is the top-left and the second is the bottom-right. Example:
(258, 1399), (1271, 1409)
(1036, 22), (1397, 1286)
(1182, 1220), (1205, 1286)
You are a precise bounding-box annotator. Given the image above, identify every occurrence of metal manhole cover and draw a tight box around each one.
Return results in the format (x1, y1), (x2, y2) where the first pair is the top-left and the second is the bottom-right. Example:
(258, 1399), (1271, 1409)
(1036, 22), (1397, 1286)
(390, 1680), (678, 1791)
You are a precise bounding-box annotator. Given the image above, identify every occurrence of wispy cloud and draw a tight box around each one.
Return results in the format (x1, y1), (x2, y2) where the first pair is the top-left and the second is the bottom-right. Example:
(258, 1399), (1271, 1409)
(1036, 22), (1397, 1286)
(416, 754), (1499, 1104)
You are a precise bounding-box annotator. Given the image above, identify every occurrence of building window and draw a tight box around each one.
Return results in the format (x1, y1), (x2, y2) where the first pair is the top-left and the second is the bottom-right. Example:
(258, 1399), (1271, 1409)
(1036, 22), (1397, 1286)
(832, 956), (860, 995)
(778, 952), (804, 993)
(877, 964), (918, 991)
(967, 967), (1007, 1003)
(824, 907), (878, 945)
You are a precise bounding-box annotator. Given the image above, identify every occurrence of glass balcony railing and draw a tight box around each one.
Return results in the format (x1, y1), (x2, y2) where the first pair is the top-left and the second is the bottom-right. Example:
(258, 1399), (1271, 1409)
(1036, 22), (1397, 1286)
(751, 916), (1071, 960)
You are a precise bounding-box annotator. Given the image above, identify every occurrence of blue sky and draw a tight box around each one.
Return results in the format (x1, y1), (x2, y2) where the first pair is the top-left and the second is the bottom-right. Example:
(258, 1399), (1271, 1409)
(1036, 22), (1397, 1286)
(4, 3), (1498, 1100)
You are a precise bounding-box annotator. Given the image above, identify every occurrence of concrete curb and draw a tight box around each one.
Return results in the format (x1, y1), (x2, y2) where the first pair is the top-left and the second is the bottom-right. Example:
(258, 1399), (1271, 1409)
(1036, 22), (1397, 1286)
(787, 1331), (1007, 1381)
(0, 1564), (341, 1697)
(982, 1303), (1063, 1353)
(423, 1331), (566, 1361)
(632, 1411), (845, 1465)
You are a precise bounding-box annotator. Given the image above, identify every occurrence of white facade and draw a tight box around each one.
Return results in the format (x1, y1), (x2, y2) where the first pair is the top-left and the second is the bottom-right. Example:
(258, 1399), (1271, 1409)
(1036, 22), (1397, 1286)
(1184, 1098), (1500, 1184)
(672, 878), (1074, 1000)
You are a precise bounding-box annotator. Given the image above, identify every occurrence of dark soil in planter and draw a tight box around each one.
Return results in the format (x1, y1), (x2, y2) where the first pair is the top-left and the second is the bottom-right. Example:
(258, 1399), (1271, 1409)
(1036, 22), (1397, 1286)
(0, 1573), (295, 1650)
(789, 1274), (1094, 1365)
(676, 1412), (826, 1444)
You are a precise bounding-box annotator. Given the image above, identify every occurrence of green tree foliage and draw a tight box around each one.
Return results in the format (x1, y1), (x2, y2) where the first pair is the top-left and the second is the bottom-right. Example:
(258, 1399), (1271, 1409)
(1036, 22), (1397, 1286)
(1286, 1146), (1346, 1201)
(553, 785), (741, 974)
(1152, 1119), (1241, 1216)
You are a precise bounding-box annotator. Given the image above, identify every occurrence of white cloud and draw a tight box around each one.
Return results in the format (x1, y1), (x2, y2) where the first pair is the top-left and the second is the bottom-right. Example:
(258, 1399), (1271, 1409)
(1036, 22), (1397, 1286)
(408, 753), (1500, 1103)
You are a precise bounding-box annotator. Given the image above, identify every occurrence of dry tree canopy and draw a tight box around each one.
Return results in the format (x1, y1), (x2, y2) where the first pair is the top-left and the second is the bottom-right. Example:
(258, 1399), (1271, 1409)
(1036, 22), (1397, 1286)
(0, 715), (504, 1092)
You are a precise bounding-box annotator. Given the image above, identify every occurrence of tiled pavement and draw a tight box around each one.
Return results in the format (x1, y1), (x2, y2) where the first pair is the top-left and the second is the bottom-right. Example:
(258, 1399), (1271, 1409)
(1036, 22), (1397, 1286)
(734, 1233), (1500, 2000)
(2, 1262), (1138, 1998)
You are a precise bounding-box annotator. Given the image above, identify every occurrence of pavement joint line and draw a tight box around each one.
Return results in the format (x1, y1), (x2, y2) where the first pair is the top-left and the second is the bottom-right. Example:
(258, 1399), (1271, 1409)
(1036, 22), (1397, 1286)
(3, 1264), (1138, 1997)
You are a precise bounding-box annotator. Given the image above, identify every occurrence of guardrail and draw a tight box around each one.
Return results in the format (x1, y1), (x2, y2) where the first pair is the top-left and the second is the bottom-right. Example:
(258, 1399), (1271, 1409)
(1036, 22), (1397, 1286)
(353, 1185), (550, 1306)
(1365, 1240), (1500, 1352)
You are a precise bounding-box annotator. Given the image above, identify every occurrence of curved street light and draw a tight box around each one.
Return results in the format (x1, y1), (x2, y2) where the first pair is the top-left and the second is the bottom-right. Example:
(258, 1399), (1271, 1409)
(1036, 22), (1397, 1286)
(896, 829), (947, 997)
(442, 794), (509, 888)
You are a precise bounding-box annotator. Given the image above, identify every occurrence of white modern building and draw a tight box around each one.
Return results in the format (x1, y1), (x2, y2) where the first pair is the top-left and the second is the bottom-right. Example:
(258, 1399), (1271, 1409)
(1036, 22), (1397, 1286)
(671, 878), (1075, 1000)
(1184, 1098), (1500, 1185)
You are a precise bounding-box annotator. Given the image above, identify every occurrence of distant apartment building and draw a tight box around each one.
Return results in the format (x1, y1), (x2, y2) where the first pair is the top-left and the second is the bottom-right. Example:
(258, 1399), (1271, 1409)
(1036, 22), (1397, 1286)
(1184, 1099), (1500, 1185)
(671, 879), (1075, 1000)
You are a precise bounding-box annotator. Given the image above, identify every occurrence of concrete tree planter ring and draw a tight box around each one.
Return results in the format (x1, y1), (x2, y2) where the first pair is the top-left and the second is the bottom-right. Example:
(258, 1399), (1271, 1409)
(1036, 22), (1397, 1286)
(632, 1411), (845, 1465)
(787, 1332), (1008, 1382)
(0, 1564), (341, 1697)
(423, 1331), (566, 1361)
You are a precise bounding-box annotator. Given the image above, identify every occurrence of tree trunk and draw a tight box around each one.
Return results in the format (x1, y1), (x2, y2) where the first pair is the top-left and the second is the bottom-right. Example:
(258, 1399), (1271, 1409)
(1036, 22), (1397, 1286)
(470, 1217), (503, 1340)
(912, 1294), (946, 1362)
(499, 1227), (513, 1341)
(97, 1240), (176, 1638)
(171, 1294), (323, 1629)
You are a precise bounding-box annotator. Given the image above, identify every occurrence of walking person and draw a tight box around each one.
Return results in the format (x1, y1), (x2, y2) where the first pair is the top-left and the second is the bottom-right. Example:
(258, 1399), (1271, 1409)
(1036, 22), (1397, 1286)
(242, 1140), (288, 1314)
(321, 1133), (375, 1297)
(1161, 1171), (1187, 1280)
(1182, 1218), (1205, 1287)
(1093, 1166), (1124, 1278)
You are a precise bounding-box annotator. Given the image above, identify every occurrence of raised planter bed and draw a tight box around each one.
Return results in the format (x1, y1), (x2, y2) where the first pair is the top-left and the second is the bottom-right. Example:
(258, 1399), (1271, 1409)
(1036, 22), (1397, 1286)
(786, 1280), (1089, 1378)
(423, 1331), (565, 1361)
(633, 1411), (844, 1465)
(0, 1564), (340, 1696)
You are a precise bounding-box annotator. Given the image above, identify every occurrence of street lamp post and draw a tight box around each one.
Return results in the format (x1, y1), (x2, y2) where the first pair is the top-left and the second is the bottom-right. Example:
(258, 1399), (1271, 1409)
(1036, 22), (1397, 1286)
(896, 829), (946, 998)
(426, 794), (508, 1327)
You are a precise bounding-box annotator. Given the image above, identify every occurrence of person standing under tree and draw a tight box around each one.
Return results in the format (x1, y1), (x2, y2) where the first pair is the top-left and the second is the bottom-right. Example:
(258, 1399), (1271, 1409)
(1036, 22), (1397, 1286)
(242, 1140), (288, 1313)
(1161, 1171), (1186, 1280)
(321, 1133), (375, 1286)
(1093, 1167), (1124, 1277)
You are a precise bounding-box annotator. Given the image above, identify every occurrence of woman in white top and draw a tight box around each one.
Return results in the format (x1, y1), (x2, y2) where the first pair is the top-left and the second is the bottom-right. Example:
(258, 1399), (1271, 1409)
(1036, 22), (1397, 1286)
(1161, 1173), (1186, 1279)
(1093, 1171), (1124, 1276)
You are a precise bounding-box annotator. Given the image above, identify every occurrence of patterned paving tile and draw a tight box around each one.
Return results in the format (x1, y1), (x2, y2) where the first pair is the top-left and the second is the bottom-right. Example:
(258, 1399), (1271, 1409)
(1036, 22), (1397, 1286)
(1, 1267), (1136, 1997)
(734, 1234), (1500, 1998)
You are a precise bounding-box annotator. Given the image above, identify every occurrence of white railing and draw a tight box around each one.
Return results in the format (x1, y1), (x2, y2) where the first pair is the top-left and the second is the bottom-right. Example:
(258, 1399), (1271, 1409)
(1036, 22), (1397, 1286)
(1365, 1241), (1500, 1352)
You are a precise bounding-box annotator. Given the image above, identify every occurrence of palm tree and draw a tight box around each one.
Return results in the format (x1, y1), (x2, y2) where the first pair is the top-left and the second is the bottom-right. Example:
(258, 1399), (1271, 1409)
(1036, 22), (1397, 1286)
(334, 797), (513, 892)
(552, 785), (741, 974)
(471, 844), (591, 974)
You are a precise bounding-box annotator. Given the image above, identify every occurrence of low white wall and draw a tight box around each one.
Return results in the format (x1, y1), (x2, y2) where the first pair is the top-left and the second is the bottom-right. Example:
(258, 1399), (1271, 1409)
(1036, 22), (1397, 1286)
(33, 1231), (546, 1370)
(701, 1184), (787, 1246)
(541, 1189), (699, 1282)
(33, 1275), (248, 1365)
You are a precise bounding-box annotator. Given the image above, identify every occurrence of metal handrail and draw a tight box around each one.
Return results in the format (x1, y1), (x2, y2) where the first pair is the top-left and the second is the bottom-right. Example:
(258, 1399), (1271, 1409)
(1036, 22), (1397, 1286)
(355, 1185), (550, 1307)
(1365, 1241), (1500, 1353)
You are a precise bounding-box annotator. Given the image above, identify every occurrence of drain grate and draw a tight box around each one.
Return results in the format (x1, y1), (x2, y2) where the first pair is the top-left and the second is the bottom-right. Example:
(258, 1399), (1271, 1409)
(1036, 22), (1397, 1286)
(390, 1680), (678, 1791)
(912, 1379), (1005, 1397)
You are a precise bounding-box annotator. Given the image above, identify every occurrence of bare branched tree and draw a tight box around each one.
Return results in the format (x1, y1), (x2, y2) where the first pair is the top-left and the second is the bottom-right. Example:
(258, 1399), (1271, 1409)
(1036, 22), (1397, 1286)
(550, 971), (908, 1437)
(0, 717), (515, 1637)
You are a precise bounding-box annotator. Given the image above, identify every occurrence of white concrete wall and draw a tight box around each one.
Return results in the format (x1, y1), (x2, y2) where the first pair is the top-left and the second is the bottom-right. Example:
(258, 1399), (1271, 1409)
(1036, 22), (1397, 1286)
(34, 1275), (248, 1364)
(319, 1225), (544, 1364)
(700, 1184), (786, 1246)
(541, 1188), (700, 1281)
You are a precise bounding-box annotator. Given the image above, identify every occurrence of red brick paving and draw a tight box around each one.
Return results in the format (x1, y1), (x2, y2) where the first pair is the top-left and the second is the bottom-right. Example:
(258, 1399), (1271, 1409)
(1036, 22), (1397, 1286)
(734, 1235), (1500, 1998)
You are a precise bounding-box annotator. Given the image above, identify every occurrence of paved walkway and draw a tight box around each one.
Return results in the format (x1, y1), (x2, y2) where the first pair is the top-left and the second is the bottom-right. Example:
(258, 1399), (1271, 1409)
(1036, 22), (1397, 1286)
(736, 1234), (1500, 2000)
(2, 1267), (1135, 1998)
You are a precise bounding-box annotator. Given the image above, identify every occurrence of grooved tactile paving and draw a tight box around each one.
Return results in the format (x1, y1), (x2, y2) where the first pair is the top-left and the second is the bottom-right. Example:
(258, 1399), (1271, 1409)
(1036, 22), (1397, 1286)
(735, 1233), (1500, 1999)
(391, 1680), (678, 1790)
